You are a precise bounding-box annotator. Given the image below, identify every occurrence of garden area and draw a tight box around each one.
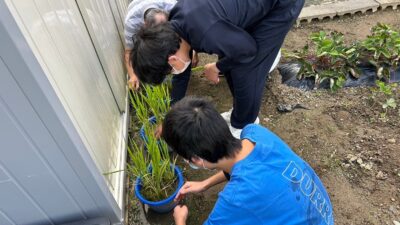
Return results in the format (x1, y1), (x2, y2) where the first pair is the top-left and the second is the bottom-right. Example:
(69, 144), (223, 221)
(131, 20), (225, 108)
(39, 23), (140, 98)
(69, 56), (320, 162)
(126, 8), (400, 225)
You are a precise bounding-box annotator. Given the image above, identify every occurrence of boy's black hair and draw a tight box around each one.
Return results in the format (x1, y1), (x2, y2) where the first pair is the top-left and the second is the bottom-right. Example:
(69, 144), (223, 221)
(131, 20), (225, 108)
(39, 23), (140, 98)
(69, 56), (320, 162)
(162, 97), (242, 163)
(131, 23), (180, 85)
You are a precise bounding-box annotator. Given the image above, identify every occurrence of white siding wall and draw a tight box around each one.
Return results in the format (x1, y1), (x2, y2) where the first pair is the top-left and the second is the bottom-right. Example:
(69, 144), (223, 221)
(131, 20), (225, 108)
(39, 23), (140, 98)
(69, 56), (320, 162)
(76, 0), (127, 111)
(3, 0), (128, 203)
(108, 0), (130, 44)
(0, 0), (130, 223)
(0, 57), (99, 224)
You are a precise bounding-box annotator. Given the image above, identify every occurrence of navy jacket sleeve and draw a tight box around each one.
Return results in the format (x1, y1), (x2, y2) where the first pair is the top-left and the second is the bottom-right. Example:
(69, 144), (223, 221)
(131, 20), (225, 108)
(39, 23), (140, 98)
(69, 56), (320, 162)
(199, 20), (257, 73)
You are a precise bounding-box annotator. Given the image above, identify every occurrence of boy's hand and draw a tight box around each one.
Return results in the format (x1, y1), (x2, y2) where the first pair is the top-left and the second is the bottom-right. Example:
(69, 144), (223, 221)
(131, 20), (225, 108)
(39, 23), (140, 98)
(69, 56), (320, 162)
(128, 73), (140, 90)
(204, 63), (220, 84)
(175, 181), (208, 202)
(154, 124), (163, 139)
(174, 205), (188, 225)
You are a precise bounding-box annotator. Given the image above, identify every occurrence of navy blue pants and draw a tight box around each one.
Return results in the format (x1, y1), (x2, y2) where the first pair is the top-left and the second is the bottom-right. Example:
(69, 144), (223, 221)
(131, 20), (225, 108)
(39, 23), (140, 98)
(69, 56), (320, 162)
(225, 0), (304, 129)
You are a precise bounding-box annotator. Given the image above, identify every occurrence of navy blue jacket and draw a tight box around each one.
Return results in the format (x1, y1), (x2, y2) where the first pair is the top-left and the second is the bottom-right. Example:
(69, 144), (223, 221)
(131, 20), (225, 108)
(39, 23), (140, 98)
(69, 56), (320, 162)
(169, 0), (301, 73)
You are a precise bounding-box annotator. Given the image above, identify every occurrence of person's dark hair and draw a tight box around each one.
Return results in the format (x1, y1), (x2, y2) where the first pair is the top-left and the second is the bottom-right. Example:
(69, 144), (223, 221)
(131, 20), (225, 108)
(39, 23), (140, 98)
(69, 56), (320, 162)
(131, 23), (180, 85)
(144, 8), (168, 27)
(162, 97), (242, 163)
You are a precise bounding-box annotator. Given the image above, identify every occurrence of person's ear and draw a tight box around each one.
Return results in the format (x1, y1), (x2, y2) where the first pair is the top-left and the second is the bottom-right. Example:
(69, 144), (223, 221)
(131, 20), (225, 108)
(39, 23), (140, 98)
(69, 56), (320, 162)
(168, 55), (178, 65)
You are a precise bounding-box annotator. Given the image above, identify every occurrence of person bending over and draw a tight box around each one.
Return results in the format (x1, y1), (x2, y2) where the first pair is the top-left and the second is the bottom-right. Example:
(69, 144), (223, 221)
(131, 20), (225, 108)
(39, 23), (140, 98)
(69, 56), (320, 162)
(124, 0), (197, 104)
(133, 0), (304, 137)
(162, 97), (334, 225)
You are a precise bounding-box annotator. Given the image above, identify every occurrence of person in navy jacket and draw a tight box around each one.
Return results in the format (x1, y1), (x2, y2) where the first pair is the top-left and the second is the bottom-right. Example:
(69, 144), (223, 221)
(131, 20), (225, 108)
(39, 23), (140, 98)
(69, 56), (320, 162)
(162, 97), (334, 225)
(131, 0), (305, 138)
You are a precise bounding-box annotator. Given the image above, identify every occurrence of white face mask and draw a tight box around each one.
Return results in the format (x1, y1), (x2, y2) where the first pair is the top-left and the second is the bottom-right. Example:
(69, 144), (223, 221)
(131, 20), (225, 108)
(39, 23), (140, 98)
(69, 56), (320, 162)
(184, 158), (214, 171)
(170, 56), (191, 74)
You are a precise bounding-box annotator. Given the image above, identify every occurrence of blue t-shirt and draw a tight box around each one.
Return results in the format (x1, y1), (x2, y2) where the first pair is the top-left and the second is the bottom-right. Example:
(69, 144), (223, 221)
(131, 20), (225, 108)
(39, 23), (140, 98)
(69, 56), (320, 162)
(204, 124), (334, 225)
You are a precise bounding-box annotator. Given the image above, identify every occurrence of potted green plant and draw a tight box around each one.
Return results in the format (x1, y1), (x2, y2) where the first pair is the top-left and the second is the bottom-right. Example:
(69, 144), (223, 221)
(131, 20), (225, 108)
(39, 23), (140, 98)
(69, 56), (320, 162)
(128, 80), (183, 213)
(127, 136), (183, 213)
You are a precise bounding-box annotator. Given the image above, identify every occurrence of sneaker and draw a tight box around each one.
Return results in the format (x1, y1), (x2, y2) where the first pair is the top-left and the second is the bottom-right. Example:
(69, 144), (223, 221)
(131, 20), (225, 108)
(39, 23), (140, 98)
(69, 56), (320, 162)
(229, 124), (242, 139)
(221, 108), (260, 124)
(228, 116), (260, 139)
(254, 117), (260, 124)
(220, 108), (233, 123)
(269, 50), (281, 73)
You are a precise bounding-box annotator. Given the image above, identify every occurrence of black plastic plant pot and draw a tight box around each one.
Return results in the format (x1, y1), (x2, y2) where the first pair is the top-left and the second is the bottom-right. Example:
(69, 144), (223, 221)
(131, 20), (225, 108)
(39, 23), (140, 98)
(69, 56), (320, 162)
(134, 165), (184, 213)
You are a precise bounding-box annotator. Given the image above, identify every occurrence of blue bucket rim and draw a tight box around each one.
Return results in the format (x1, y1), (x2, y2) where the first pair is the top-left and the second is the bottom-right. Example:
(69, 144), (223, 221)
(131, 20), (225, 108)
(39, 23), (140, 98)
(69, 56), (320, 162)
(134, 165), (184, 206)
(139, 116), (157, 142)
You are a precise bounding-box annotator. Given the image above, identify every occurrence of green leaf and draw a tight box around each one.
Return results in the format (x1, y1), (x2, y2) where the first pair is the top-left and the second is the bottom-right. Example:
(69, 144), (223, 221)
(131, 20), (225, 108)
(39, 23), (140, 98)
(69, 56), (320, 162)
(345, 48), (356, 54)
(381, 49), (391, 58)
(384, 98), (397, 109)
(321, 39), (333, 47)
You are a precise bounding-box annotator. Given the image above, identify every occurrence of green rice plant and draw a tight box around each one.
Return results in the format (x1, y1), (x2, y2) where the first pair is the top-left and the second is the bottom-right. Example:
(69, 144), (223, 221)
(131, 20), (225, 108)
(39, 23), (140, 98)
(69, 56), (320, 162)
(128, 123), (177, 201)
(127, 140), (149, 182)
(146, 133), (177, 199)
(191, 66), (205, 73)
(127, 136), (177, 201)
(142, 83), (171, 124)
(128, 78), (178, 201)
(129, 91), (149, 125)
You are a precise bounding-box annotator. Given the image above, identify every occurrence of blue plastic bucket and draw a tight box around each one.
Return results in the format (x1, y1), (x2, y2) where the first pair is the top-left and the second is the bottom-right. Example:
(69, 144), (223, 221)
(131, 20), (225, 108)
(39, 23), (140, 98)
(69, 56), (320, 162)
(135, 165), (184, 213)
(139, 116), (173, 153)
(139, 116), (157, 143)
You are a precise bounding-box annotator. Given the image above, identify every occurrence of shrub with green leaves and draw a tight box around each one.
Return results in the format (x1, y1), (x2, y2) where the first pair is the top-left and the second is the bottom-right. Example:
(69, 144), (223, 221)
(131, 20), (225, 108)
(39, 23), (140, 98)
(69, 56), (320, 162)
(285, 31), (358, 90)
(359, 23), (400, 80)
(284, 23), (400, 91)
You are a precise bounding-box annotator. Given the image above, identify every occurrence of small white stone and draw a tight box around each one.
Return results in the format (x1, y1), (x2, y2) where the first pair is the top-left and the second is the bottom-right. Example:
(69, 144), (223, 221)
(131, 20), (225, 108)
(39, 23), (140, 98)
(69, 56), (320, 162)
(376, 171), (387, 180)
(363, 163), (373, 171)
(350, 156), (358, 162)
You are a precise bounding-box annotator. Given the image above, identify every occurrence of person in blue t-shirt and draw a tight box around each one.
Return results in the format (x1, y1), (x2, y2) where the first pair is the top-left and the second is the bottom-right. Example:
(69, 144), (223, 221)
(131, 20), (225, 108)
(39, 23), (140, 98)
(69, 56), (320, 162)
(162, 97), (334, 225)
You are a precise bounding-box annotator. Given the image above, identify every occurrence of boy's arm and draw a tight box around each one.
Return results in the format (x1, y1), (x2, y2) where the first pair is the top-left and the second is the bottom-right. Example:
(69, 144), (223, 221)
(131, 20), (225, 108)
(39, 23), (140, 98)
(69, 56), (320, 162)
(174, 172), (228, 225)
(124, 49), (140, 90)
(124, 11), (142, 90)
(175, 171), (228, 202)
(204, 170), (228, 189)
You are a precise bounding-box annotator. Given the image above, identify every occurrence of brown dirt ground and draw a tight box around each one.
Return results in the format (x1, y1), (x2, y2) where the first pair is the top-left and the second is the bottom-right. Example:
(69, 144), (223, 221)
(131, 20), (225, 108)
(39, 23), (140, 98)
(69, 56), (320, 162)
(128, 8), (400, 225)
